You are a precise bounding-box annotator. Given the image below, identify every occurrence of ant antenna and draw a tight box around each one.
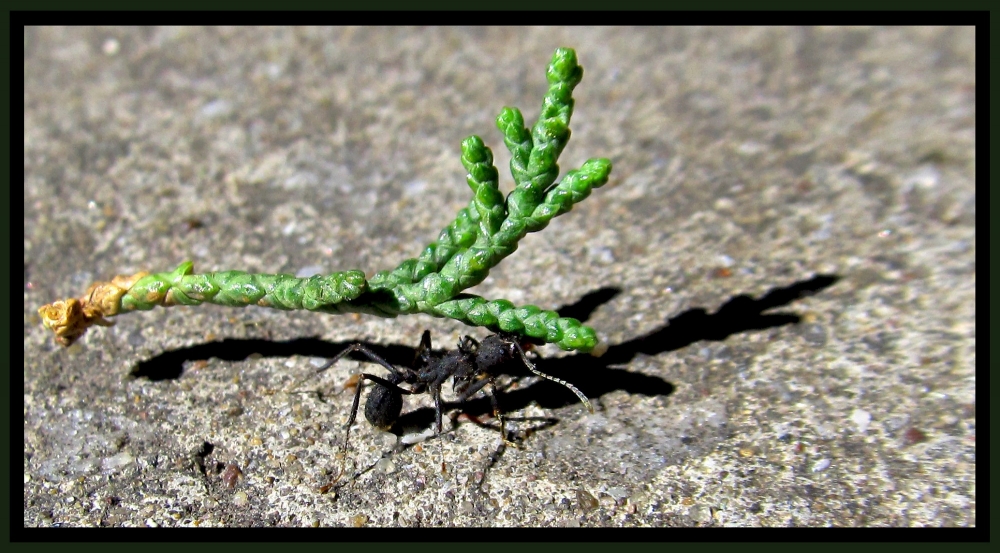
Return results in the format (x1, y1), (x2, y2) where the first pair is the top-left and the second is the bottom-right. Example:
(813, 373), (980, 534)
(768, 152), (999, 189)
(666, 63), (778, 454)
(511, 341), (594, 414)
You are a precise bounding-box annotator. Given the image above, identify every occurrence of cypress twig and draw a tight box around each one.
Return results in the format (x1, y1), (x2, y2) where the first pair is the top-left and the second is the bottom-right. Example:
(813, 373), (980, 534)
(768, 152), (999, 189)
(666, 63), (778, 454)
(39, 47), (612, 352)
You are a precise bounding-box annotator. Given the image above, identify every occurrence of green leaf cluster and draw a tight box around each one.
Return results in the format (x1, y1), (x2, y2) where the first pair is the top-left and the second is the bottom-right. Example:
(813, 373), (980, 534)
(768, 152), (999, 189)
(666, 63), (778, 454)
(41, 48), (611, 352)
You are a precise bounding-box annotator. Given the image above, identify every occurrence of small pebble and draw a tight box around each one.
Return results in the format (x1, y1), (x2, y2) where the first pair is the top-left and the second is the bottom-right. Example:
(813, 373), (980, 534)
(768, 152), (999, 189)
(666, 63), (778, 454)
(689, 504), (713, 523)
(375, 458), (396, 474)
(851, 409), (872, 434)
(576, 488), (599, 511)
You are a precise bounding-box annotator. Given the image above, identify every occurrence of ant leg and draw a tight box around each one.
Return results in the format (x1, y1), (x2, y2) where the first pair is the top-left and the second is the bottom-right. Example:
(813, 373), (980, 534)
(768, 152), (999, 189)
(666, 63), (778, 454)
(411, 330), (434, 369)
(486, 377), (520, 447)
(458, 335), (480, 353)
(293, 342), (405, 395)
(316, 343), (405, 378)
(453, 376), (518, 446)
(333, 374), (366, 482)
(419, 330), (433, 350)
(512, 342), (594, 414)
(335, 372), (417, 482)
(430, 382), (444, 434)
(455, 375), (492, 401)
(319, 344), (414, 483)
(334, 370), (373, 482)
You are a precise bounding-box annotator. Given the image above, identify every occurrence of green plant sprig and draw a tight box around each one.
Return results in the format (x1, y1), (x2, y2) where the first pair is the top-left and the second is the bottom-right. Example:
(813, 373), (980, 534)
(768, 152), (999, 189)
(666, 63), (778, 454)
(430, 296), (597, 352)
(121, 263), (370, 314)
(39, 47), (611, 352)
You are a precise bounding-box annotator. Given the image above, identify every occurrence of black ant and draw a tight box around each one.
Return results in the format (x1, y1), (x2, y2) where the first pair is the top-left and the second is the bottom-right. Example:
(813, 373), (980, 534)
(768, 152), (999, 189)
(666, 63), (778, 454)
(312, 330), (593, 479)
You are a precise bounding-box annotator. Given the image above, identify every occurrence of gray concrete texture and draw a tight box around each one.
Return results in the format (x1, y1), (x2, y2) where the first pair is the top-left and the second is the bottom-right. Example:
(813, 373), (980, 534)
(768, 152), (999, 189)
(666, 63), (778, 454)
(23, 27), (975, 527)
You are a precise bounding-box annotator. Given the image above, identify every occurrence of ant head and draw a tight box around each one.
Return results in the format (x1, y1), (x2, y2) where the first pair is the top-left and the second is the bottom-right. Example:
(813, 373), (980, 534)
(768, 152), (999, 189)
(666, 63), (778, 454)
(476, 334), (519, 370)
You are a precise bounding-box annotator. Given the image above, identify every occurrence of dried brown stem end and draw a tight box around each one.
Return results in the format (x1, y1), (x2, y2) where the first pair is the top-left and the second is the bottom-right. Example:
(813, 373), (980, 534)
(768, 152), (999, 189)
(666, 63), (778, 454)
(38, 271), (149, 347)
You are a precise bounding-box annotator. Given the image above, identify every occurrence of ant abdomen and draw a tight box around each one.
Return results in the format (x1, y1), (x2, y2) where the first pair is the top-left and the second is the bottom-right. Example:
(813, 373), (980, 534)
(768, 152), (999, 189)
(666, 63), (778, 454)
(364, 383), (403, 430)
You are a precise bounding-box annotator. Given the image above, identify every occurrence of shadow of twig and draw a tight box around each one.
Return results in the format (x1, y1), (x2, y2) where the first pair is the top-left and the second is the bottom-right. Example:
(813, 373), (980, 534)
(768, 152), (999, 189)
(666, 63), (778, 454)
(133, 274), (840, 430)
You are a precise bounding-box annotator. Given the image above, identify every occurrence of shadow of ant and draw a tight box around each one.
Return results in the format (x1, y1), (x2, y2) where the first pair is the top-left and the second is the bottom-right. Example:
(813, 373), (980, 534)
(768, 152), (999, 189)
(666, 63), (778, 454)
(393, 273), (841, 429)
(131, 273), (840, 427)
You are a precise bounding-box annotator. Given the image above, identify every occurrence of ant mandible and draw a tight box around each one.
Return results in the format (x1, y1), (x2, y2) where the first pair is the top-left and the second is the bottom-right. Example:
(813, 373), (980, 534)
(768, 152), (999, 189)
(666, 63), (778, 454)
(314, 330), (593, 478)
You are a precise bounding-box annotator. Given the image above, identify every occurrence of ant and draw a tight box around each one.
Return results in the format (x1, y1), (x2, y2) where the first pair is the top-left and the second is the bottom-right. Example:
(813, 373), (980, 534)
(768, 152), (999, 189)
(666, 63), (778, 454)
(312, 330), (593, 480)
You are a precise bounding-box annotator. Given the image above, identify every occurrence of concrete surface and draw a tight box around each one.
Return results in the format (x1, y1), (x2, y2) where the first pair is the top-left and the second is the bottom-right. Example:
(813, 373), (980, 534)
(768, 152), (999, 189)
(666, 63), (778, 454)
(23, 27), (976, 527)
